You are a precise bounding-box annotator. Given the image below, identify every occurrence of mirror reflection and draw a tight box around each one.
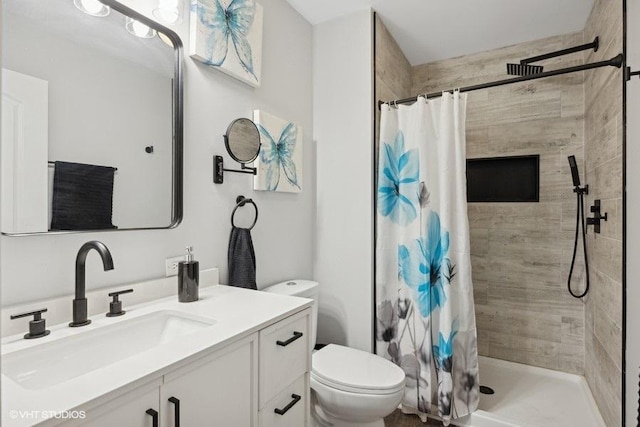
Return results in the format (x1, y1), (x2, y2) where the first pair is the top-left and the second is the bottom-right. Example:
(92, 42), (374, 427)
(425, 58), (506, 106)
(1, 0), (181, 234)
(224, 118), (261, 164)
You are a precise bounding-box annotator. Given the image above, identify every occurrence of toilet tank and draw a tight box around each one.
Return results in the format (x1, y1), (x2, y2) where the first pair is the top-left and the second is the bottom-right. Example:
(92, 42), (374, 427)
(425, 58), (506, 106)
(263, 280), (319, 349)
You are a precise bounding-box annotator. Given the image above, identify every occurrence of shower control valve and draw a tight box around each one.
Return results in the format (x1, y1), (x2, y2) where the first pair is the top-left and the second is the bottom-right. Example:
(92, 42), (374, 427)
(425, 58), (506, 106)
(586, 199), (607, 234)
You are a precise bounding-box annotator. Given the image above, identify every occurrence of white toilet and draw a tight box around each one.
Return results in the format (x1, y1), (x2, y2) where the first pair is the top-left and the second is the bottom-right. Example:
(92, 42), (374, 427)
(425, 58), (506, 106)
(263, 280), (405, 427)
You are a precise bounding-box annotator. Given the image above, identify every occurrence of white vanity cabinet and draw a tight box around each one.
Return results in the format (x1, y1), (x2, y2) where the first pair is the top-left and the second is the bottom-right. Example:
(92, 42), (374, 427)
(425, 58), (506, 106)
(56, 307), (310, 427)
(159, 333), (258, 427)
(65, 334), (257, 427)
(71, 381), (161, 427)
(258, 309), (311, 427)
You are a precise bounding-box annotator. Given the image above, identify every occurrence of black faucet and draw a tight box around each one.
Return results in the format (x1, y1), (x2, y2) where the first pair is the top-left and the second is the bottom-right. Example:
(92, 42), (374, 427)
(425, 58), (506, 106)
(70, 241), (114, 327)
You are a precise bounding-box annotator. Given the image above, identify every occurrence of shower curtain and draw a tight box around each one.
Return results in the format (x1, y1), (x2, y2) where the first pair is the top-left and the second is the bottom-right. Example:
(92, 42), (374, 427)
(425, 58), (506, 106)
(375, 93), (479, 424)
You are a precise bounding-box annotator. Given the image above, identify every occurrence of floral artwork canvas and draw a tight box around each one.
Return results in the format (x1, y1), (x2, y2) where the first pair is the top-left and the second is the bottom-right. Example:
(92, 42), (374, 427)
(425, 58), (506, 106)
(190, 0), (263, 87)
(253, 110), (303, 193)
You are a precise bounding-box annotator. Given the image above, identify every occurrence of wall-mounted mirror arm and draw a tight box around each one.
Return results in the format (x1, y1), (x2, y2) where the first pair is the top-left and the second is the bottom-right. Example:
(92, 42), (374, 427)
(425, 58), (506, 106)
(214, 155), (256, 184)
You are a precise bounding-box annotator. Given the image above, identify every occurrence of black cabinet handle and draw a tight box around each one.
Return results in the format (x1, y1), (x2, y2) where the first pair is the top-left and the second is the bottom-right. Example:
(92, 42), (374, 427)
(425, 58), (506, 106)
(146, 409), (158, 427)
(274, 394), (301, 415)
(169, 396), (181, 427)
(276, 331), (303, 347)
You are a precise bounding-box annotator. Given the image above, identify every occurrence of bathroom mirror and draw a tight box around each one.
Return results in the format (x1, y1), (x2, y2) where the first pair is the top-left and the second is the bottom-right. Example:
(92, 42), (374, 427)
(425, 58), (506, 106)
(224, 118), (261, 163)
(1, 0), (183, 235)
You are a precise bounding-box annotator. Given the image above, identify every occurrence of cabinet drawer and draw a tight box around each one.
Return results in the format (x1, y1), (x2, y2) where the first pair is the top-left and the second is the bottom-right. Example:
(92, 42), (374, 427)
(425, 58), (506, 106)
(259, 374), (308, 427)
(259, 310), (310, 406)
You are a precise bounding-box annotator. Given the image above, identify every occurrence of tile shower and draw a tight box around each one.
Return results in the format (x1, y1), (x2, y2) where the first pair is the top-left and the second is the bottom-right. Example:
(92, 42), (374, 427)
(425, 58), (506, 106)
(375, 0), (623, 425)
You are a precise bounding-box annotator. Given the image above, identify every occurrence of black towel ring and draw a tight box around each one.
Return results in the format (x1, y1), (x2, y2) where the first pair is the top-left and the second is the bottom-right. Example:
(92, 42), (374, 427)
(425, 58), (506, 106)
(231, 195), (258, 230)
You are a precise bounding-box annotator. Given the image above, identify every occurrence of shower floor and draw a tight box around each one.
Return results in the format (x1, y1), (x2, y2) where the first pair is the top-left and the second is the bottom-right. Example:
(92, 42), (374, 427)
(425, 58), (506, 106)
(453, 356), (605, 427)
(386, 356), (605, 427)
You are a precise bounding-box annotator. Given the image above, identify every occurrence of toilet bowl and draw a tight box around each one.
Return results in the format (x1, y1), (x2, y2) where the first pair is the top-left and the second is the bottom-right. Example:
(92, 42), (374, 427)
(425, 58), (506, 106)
(263, 280), (406, 427)
(310, 344), (405, 426)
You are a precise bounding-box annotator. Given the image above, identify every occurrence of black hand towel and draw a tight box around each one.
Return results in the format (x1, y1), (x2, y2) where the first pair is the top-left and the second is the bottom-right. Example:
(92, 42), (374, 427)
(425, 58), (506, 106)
(228, 226), (257, 289)
(50, 161), (117, 231)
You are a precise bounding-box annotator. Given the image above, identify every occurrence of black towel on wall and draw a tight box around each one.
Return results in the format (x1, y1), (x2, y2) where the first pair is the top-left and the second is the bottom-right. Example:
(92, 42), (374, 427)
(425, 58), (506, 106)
(50, 161), (117, 231)
(228, 227), (257, 289)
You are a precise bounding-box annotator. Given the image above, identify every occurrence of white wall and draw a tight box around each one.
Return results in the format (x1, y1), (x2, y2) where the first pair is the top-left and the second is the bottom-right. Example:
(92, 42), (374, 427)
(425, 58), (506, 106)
(0, 0), (314, 306)
(312, 10), (373, 352)
(626, 2), (639, 424)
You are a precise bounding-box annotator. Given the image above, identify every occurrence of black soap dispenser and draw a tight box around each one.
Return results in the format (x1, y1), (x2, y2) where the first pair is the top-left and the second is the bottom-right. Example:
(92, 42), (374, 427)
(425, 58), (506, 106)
(178, 246), (199, 302)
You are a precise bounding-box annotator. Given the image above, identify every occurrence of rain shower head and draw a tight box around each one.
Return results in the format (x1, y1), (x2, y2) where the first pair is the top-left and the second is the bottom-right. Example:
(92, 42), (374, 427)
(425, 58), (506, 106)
(568, 155), (581, 187)
(506, 62), (544, 76)
(507, 38), (600, 77)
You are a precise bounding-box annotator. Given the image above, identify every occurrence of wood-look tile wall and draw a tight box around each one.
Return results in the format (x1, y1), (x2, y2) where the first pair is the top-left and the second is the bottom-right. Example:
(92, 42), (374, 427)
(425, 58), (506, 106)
(411, 34), (588, 375)
(583, 1), (623, 425)
(374, 14), (412, 152)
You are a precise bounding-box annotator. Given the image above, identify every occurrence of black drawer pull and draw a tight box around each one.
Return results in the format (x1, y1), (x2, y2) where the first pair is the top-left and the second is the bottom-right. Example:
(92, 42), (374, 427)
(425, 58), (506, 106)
(169, 396), (180, 427)
(274, 394), (301, 415)
(146, 408), (158, 427)
(276, 331), (303, 347)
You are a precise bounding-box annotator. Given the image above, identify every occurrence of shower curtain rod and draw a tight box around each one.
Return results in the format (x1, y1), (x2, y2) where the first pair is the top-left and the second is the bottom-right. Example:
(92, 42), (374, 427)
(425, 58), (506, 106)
(378, 53), (624, 109)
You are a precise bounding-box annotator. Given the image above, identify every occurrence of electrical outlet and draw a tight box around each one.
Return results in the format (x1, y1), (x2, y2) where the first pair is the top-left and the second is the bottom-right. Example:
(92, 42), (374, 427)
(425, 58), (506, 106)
(165, 256), (184, 277)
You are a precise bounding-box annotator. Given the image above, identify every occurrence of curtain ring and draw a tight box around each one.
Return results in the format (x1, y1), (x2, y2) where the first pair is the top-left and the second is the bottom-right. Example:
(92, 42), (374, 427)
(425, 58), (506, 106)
(231, 195), (258, 230)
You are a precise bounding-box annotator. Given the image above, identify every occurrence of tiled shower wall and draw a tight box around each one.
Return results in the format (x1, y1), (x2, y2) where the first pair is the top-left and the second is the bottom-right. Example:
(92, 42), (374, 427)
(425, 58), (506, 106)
(411, 34), (587, 375)
(374, 14), (412, 148)
(583, 0), (623, 425)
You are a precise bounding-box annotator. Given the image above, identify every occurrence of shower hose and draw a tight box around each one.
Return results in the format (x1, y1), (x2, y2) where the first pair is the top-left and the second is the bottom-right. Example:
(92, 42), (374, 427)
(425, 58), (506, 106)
(567, 189), (589, 298)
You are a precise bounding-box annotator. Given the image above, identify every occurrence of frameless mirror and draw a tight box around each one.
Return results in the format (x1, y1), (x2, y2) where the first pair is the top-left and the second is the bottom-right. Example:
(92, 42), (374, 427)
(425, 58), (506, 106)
(1, 0), (183, 235)
(224, 118), (261, 163)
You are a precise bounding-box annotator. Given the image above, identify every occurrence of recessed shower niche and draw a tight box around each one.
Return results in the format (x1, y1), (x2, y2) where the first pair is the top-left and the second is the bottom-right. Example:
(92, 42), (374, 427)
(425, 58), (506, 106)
(466, 155), (539, 202)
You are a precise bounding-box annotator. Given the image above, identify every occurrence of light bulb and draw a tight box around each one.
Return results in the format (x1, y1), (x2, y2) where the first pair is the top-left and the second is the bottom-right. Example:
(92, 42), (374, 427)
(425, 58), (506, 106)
(158, 32), (174, 47)
(125, 17), (157, 39)
(73, 0), (110, 17)
(153, 0), (183, 24)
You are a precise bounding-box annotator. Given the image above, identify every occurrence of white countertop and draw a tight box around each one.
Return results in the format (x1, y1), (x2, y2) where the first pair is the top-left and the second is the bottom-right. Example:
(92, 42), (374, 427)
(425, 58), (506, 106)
(1, 285), (312, 426)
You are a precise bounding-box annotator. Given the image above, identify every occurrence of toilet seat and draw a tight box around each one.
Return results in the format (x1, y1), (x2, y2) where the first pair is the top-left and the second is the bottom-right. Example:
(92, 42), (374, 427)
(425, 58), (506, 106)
(311, 344), (406, 395)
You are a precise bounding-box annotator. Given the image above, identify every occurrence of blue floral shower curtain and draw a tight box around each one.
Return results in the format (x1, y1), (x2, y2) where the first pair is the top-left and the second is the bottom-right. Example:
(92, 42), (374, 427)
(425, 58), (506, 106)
(376, 93), (479, 424)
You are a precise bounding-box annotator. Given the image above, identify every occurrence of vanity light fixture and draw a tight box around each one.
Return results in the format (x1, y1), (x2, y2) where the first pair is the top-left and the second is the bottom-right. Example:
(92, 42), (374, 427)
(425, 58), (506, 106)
(153, 0), (183, 24)
(125, 17), (157, 39)
(73, 0), (110, 17)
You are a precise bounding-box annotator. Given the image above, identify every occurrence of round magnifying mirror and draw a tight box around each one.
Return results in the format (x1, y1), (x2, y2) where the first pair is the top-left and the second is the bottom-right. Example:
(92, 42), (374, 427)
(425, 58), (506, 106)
(224, 118), (261, 163)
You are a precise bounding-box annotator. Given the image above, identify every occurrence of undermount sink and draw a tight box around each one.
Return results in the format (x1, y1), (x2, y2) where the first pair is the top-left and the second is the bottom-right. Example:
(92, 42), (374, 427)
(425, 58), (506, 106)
(2, 310), (215, 390)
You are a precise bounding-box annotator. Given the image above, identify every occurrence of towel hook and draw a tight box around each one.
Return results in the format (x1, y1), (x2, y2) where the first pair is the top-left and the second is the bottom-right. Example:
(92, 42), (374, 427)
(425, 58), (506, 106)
(231, 195), (258, 230)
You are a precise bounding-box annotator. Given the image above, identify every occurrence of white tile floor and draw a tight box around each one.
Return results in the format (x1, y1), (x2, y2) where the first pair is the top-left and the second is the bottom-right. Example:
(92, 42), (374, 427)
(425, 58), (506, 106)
(452, 356), (606, 427)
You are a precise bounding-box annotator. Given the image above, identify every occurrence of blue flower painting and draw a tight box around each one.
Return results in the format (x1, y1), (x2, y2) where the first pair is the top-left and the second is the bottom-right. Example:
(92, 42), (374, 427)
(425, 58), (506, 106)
(398, 211), (454, 317)
(253, 110), (303, 193)
(378, 131), (420, 226)
(190, 0), (263, 87)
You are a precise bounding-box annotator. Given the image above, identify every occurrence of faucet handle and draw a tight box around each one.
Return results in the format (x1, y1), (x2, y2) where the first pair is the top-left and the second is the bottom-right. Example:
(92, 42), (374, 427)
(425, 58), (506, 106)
(106, 289), (133, 317)
(10, 308), (51, 339)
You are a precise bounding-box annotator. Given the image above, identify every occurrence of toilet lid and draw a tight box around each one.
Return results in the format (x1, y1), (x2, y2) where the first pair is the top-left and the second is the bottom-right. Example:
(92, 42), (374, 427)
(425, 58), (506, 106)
(312, 344), (406, 394)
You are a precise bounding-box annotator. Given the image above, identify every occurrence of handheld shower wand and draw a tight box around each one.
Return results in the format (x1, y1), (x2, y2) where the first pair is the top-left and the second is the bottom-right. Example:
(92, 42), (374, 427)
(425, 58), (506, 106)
(567, 155), (590, 298)
(568, 155), (581, 187)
